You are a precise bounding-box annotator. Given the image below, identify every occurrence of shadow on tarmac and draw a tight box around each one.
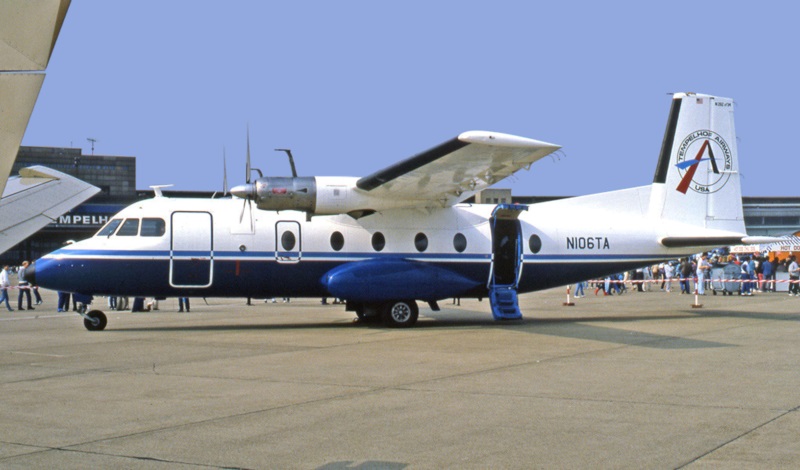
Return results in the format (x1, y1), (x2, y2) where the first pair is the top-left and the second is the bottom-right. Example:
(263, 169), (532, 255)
(104, 308), (766, 349)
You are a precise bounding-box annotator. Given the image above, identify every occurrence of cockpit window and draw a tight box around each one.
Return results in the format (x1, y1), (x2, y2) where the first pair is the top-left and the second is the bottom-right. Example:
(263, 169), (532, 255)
(141, 218), (166, 237)
(116, 218), (140, 236)
(97, 219), (122, 236)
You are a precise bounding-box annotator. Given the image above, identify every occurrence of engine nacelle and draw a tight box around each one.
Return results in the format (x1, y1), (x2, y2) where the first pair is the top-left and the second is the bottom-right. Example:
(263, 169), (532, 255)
(251, 176), (317, 212)
(231, 176), (411, 217)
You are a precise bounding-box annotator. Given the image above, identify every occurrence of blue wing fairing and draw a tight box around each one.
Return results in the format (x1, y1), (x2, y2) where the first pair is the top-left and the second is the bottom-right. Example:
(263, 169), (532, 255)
(322, 258), (482, 302)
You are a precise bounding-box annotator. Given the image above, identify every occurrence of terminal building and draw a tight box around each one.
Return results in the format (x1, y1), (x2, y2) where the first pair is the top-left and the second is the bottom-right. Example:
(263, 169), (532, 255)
(2, 146), (799, 266)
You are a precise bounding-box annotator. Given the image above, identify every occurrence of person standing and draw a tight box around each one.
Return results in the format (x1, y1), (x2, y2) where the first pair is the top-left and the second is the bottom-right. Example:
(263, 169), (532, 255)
(664, 262), (675, 292)
(740, 256), (752, 296)
(17, 261), (34, 310)
(789, 256), (800, 296)
(574, 280), (585, 298)
(178, 297), (190, 312)
(696, 255), (711, 295)
(761, 257), (773, 293)
(57, 292), (71, 312)
(0, 265), (13, 311)
(679, 258), (690, 294)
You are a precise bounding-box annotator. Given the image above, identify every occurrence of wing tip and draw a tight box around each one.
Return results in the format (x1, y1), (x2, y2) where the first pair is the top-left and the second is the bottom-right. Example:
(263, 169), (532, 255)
(458, 130), (560, 150)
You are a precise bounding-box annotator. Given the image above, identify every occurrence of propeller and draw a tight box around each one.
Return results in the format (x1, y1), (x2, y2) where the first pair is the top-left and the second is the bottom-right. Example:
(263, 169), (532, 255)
(239, 129), (253, 225)
(230, 126), (262, 229)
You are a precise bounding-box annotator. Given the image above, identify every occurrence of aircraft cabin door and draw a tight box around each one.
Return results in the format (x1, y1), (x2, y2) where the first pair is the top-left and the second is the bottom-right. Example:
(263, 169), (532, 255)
(170, 211), (213, 288)
(487, 204), (527, 321)
(275, 221), (301, 264)
(489, 204), (527, 288)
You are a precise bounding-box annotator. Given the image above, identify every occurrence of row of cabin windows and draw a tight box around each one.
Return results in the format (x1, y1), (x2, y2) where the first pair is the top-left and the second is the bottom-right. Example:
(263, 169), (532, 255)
(97, 218), (166, 237)
(98, 219), (542, 255)
(292, 231), (470, 253)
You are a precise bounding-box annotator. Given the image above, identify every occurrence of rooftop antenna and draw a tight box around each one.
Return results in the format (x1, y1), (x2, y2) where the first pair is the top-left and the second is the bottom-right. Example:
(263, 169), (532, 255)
(87, 137), (97, 155)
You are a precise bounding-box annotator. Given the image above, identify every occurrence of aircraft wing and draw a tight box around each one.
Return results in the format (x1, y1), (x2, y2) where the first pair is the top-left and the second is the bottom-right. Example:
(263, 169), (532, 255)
(356, 131), (560, 207)
(0, 0), (71, 197)
(0, 165), (99, 255)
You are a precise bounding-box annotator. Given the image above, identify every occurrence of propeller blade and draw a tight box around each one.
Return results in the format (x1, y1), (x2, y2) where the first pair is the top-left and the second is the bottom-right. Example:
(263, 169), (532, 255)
(223, 146), (229, 195)
(246, 125), (251, 184)
(239, 198), (247, 223)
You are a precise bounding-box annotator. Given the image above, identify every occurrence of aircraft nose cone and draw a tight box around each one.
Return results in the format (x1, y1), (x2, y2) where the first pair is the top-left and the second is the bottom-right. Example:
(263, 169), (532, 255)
(230, 183), (255, 199)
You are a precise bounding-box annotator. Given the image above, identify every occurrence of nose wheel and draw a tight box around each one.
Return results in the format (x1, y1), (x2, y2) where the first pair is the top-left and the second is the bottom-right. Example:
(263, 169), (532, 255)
(82, 310), (107, 331)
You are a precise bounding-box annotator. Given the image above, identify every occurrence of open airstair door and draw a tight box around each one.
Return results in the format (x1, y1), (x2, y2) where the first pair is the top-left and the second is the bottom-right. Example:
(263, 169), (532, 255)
(488, 204), (527, 320)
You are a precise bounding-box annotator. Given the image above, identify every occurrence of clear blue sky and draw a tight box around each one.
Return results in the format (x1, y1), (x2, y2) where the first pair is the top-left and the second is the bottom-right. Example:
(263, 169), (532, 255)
(21, 1), (800, 197)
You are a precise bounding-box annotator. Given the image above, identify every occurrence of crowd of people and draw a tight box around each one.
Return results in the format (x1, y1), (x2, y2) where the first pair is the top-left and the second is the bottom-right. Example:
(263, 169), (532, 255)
(0, 262), (43, 312)
(577, 252), (800, 297)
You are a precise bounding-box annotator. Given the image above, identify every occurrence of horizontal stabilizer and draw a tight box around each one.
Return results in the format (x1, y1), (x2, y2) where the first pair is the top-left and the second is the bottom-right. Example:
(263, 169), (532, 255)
(659, 236), (748, 248)
(660, 235), (789, 249)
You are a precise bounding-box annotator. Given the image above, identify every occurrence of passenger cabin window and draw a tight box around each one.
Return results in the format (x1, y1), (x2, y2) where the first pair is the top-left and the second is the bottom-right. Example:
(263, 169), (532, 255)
(330, 231), (344, 251)
(281, 231), (296, 251)
(117, 218), (140, 236)
(529, 234), (542, 254)
(141, 218), (166, 237)
(414, 233), (428, 252)
(97, 219), (122, 236)
(371, 232), (386, 252)
(453, 233), (467, 253)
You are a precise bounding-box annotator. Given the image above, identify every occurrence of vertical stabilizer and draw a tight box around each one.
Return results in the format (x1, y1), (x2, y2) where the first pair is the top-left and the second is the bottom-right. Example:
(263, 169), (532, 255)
(648, 93), (745, 234)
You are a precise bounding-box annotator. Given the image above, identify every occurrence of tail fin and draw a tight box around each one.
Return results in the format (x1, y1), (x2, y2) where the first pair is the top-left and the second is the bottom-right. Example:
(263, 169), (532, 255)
(648, 92), (745, 235)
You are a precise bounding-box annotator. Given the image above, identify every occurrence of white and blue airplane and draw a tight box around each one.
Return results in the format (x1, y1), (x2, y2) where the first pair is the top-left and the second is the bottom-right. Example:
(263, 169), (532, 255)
(27, 92), (770, 330)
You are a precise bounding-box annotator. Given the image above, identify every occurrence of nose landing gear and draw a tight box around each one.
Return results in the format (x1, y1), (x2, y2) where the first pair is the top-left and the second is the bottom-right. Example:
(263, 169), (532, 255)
(82, 310), (107, 331)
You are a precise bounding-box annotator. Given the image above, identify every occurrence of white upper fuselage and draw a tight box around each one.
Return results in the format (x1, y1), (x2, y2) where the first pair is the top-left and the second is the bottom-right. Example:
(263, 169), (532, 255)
(35, 187), (713, 299)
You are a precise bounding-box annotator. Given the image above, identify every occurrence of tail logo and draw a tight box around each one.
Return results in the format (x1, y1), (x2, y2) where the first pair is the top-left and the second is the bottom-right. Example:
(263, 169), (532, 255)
(675, 130), (732, 194)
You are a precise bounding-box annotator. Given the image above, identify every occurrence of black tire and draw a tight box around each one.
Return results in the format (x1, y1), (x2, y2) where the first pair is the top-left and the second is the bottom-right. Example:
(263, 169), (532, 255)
(354, 304), (382, 323)
(381, 300), (418, 328)
(83, 310), (107, 331)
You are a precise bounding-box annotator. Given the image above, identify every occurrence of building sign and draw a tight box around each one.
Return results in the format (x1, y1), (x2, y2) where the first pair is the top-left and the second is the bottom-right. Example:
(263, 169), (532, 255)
(56, 214), (110, 226)
(49, 204), (124, 229)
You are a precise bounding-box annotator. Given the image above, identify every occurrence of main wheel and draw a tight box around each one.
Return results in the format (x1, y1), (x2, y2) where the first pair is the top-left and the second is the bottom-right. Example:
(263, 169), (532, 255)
(381, 300), (418, 328)
(83, 310), (107, 331)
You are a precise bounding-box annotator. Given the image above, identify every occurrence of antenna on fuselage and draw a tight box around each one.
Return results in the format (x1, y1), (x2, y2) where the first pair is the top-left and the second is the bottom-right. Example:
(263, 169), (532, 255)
(274, 148), (298, 177)
(150, 184), (173, 197)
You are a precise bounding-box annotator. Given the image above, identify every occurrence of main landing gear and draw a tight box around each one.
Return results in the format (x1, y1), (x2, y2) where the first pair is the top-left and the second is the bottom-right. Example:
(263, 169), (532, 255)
(351, 300), (419, 328)
(81, 310), (107, 331)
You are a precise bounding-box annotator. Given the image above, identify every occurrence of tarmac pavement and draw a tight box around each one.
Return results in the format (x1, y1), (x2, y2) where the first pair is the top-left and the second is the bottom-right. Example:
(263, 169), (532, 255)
(1, 286), (799, 468)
